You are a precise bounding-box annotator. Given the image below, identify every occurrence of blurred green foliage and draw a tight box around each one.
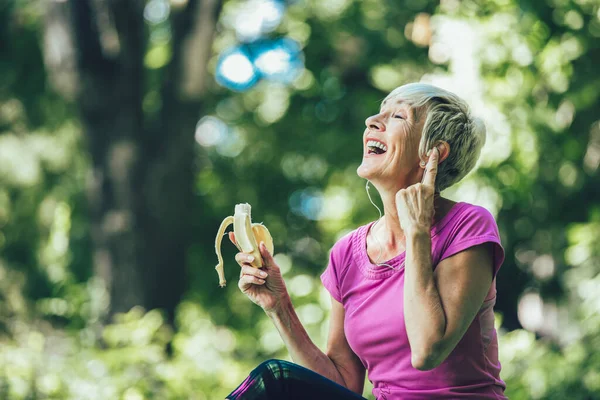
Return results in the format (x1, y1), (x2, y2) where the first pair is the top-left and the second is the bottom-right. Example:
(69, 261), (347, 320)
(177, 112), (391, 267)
(1, 0), (600, 399)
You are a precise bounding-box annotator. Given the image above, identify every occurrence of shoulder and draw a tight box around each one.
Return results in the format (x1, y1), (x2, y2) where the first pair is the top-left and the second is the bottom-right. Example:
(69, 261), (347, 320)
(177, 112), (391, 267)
(331, 229), (355, 252)
(436, 202), (505, 277)
(329, 225), (362, 263)
(328, 222), (372, 270)
(443, 202), (500, 239)
(321, 223), (370, 302)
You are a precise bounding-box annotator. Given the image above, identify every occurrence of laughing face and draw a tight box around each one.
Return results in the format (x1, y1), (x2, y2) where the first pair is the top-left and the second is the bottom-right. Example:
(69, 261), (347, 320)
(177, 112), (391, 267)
(357, 95), (426, 190)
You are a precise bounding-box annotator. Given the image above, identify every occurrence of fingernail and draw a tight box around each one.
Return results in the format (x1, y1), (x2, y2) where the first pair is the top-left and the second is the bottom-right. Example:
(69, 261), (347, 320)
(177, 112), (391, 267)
(259, 271), (268, 278)
(247, 255), (254, 262)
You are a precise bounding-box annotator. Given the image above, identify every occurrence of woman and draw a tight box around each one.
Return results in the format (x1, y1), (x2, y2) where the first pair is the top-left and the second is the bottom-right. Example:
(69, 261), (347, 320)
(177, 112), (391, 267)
(225, 83), (507, 399)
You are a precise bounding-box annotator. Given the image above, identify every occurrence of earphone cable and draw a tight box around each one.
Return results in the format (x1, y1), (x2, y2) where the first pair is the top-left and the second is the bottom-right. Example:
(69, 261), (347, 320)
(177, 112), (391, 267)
(365, 180), (398, 270)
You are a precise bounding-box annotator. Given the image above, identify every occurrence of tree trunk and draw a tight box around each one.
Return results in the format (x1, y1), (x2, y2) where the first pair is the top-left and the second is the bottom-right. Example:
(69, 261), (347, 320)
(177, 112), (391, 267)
(43, 0), (221, 322)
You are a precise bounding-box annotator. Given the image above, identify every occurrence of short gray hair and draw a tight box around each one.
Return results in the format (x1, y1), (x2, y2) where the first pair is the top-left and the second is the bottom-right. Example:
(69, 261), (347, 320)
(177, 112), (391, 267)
(385, 83), (486, 192)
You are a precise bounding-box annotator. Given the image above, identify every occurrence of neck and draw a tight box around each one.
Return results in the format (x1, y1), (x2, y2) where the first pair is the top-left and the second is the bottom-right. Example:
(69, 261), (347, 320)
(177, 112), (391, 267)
(371, 187), (443, 248)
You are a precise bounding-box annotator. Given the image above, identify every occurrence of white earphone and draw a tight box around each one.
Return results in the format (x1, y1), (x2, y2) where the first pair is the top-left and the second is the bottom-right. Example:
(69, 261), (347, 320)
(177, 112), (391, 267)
(365, 180), (399, 270)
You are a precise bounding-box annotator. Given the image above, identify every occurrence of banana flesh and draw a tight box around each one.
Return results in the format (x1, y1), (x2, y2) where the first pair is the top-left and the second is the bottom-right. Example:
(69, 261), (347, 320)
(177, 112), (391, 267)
(214, 203), (274, 287)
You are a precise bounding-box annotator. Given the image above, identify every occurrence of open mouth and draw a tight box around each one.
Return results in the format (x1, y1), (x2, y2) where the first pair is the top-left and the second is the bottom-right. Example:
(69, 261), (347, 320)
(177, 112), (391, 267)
(366, 140), (388, 155)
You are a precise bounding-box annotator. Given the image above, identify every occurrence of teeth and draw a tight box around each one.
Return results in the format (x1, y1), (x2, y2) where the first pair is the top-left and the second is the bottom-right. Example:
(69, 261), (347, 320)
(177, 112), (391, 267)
(367, 140), (387, 152)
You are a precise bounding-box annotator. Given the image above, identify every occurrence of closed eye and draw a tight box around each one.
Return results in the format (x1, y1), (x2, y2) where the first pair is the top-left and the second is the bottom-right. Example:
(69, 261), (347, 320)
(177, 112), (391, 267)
(393, 114), (404, 119)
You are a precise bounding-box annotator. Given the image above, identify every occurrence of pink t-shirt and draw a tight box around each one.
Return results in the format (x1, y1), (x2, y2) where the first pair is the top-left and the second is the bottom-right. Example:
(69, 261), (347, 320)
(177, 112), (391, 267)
(320, 202), (507, 400)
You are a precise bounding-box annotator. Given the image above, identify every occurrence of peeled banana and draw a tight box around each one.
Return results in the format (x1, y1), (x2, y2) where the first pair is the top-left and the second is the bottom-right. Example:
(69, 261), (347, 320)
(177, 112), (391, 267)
(214, 203), (274, 287)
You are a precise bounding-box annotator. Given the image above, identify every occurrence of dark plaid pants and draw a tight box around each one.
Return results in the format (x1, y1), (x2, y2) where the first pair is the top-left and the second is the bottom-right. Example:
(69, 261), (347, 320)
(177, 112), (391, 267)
(226, 359), (368, 400)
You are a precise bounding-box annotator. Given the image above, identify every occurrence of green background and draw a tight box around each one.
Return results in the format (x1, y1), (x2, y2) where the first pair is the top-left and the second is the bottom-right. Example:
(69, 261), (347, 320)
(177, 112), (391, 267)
(1, 0), (600, 398)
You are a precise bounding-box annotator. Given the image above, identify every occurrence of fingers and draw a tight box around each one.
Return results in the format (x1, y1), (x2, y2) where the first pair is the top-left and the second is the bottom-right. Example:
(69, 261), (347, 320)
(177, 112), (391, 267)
(238, 264), (268, 288)
(236, 252), (268, 278)
(258, 242), (274, 266)
(422, 147), (439, 187)
(240, 264), (268, 280)
(239, 274), (266, 287)
(235, 252), (255, 265)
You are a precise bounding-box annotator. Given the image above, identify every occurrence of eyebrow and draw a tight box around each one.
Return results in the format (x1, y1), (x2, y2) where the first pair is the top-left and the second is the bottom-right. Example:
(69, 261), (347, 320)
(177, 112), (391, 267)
(380, 99), (412, 116)
(381, 98), (407, 107)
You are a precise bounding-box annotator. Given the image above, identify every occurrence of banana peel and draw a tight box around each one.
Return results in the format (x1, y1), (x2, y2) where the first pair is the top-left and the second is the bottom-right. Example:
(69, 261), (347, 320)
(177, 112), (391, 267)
(214, 203), (274, 287)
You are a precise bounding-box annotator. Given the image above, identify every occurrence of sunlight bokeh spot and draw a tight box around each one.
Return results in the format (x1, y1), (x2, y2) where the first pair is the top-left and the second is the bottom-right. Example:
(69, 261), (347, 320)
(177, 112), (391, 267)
(429, 42), (450, 64)
(0, 134), (42, 187)
(216, 49), (259, 91)
(260, 329), (284, 353)
(255, 48), (292, 76)
(195, 116), (227, 147)
(531, 254), (556, 280)
(293, 236), (322, 262)
(254, 39), (303, 83)
(233, 0), (285, 42)
(216, 97), (245, 121)
(313, 0), (351, 20)
(286, 20), (311, 46)
(289, 188), (324, 220)
(319, 286), (332, 310)
(296, 303), (323, 325)
(216, 127), (246, 158)
(39, 374), (61, 396)
(86, 359), (107, 379)
(144, 45), (172, 69)
(558, 161), (578, 188)
(150, 24), (172, 44)
(144, 0), (170, 24)
(123, 387), (144, 400)
(213, 327), (236, 352)
(518, 292), (544, 332)
(583, 121), (600, 173)
(512, 43), (533, 66)
(319, 187), (353, 221)
(410, 13), (432, 47)
(291, 68), (315, 91)
(273, 253), (292, 275)
(564, 10), (584, 30)
(555, 100), (575, 129)
(289, 274), (314, 297)
(369, 64), (403, 92)
(256, 84), (290, 124)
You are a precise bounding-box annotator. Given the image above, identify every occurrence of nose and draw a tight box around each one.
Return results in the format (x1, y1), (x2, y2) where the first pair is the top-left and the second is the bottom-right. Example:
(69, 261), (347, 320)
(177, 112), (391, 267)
(365, 114), (385, 132)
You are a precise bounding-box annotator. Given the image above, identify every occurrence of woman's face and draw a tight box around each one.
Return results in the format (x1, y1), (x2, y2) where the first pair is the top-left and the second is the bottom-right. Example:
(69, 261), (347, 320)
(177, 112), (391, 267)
(357, 95), (425, 190)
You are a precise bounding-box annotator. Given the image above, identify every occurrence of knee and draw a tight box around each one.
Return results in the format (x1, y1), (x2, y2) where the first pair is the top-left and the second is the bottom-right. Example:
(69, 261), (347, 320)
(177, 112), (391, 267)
(253, 359), (290, 380)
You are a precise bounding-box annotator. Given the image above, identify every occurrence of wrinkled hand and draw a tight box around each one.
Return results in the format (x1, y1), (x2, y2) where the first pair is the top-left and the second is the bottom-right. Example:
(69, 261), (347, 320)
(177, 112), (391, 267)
(229, 232), (289, 313)
(396, 148), (439, 234)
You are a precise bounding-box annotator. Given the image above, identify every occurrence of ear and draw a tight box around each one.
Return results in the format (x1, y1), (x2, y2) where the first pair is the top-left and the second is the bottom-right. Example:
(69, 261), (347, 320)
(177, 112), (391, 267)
(419, 141), (450, 168)
(435, 141), (450, 163)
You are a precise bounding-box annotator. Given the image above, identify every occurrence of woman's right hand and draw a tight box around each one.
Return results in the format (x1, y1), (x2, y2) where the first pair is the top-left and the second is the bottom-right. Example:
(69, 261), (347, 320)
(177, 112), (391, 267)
(229, 232), (290, 313)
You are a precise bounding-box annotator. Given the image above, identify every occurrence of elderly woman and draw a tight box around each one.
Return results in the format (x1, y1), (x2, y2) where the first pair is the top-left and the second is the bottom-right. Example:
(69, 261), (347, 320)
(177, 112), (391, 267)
(225, 83), (507, 399)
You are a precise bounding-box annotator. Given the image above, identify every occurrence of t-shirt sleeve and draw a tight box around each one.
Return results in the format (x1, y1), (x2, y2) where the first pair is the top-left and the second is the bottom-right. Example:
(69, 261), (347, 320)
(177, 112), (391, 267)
(439, 205), (505, 278)
(320, 233), (353, 304)
(320, 248), (342, 303)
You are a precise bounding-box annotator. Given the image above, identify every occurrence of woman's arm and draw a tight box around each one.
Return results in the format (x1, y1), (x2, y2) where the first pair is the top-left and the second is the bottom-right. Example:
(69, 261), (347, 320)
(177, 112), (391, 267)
(403, 234), (493, 370)
(325, 297), (366, 394)
(396, 149), (495, 370)
(266, 296), (365, 394)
